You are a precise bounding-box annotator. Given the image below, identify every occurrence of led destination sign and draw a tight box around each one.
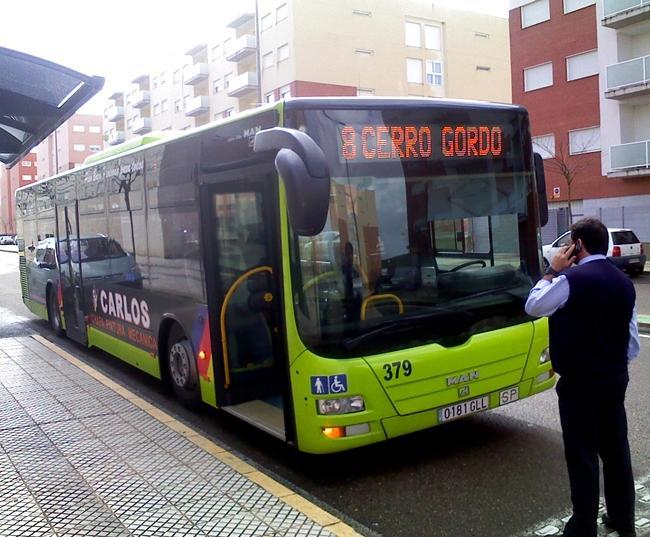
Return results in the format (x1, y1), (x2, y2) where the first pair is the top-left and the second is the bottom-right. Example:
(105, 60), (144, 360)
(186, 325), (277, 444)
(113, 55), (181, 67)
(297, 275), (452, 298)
(339, 124), (504, 162)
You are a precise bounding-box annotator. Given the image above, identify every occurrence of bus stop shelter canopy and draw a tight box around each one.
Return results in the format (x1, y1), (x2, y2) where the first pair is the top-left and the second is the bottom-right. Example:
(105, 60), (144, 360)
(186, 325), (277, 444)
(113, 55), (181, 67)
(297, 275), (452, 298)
(0, 46), (104, 168)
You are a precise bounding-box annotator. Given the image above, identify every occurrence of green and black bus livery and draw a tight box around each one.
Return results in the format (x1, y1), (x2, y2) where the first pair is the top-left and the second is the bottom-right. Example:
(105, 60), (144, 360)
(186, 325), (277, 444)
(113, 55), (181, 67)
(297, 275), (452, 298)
(17, 98), (553, 454)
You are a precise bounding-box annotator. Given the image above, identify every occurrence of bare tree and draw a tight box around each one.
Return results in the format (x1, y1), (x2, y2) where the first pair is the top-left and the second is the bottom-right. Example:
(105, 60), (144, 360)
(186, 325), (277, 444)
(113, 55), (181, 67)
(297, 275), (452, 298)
(534, 131), (599, 224)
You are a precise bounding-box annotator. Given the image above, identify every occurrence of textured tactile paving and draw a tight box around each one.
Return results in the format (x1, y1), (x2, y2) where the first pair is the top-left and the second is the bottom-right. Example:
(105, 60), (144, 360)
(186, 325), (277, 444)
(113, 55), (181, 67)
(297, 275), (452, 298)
(0, 337), (338, 537)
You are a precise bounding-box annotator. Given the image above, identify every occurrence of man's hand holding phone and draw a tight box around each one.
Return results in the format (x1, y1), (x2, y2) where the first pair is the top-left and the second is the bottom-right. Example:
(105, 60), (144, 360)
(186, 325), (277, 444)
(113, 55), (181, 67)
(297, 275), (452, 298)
(551, 243), (577, 273)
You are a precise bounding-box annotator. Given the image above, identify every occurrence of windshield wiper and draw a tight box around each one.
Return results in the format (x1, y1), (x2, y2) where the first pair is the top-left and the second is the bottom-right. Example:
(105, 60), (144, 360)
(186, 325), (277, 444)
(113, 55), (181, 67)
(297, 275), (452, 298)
(342, 307), (472, 352)
(444, 285), (526, 305)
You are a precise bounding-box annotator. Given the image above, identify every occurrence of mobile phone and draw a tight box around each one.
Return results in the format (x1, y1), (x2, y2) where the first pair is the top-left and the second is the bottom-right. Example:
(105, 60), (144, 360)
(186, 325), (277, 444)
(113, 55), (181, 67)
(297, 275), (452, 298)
(573, 239), (582, 255)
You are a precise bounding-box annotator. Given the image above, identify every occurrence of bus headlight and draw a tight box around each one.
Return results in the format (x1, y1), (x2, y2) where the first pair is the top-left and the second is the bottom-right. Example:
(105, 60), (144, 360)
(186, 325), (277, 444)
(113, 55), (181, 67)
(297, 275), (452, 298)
(317, 395), (365, 415)
(539, 347), (550, 364)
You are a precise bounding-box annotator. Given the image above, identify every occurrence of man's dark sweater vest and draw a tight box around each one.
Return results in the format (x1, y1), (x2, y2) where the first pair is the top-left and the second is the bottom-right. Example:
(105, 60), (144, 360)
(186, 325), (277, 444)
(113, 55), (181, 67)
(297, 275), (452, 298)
(548, 259), (635, 379)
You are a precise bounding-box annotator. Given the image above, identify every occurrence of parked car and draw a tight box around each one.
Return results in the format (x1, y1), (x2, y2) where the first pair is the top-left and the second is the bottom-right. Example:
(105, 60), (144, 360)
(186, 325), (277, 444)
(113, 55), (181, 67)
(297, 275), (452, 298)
(542, 228), (646, 276)
(0, 235), (16, 245)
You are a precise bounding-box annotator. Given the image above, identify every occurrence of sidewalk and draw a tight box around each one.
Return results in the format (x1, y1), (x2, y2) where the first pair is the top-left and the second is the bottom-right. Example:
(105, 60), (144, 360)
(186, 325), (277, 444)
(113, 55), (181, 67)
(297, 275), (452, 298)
(0, 335), (361, 537)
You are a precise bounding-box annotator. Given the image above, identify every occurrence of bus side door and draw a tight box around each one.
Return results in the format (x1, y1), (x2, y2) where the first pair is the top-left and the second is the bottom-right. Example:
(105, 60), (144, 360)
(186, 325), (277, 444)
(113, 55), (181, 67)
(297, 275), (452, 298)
(57, 201), (88, 344)
(200, 166), (286, 411)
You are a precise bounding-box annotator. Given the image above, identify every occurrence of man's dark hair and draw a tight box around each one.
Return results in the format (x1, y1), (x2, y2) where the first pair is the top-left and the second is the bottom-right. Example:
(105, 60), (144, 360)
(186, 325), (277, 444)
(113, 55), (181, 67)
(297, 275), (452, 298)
(570, 217), (609, 255)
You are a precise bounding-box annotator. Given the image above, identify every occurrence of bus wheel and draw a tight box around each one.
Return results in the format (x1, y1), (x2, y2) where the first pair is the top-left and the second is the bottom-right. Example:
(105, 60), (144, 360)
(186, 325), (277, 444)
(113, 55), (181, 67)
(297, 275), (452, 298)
(167, 329), (201, 408)
(47, 286), (65, 337)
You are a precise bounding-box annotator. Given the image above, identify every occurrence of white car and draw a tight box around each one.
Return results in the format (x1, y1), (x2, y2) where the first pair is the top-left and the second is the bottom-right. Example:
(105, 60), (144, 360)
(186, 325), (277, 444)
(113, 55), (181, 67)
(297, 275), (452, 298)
(542, 228), (645, 276)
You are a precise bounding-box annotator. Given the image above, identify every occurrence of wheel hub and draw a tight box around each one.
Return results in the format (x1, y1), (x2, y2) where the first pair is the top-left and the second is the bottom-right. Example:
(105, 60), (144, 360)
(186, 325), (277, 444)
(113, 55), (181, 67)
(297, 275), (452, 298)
(169, 342), (190, 387)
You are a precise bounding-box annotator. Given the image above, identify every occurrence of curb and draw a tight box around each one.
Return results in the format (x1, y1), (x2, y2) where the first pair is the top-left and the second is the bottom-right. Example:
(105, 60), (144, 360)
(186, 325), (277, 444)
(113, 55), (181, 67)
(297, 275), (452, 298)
(32, 334), (367, 537)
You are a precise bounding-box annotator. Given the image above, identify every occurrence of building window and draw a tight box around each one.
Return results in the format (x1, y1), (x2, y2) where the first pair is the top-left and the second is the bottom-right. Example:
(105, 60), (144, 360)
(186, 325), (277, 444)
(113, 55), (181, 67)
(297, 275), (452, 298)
(476, 65), (492, 71)
(212, 44), (221, 61)
(566, 50), (598, 81)
(22, 175), (33, 182)
(222, 108), (233, 118)
(73, 144), (85, 152)
(89, 145), (101, 152)
(175, 99), (182, 112)
(213, 79), (222, 94)
(564, 0), (595, 13)
(263, 51), (274, 69)
(22, 161), (32, 167)
(475, 31), (490, 38)
(407, 58), (423, 84)
(426, 60), (443, 85)
(521, 0), (550, 28)
(569, 127), (600, 154)
(524, 62), (553, 91)
(224, 73), (233, 90)
(160, 71), (167, 85)
(424, 25), (442, 50)
(276, 3), (288, 22)
(265, 91), (276, 103)
(152, 76), (159, 89)
(532, 134), (555, 159)
(278, 44), (289, 62)
(127, 118), (133, 129)
(357, 88), (375, 96)
(224, 38), (233, 58)
(173, 70), (181, 84)
(153, 103), (160, 116)
(405, 22), (421, 47)
(261, 13), (272, 30)
(161, 99), (169, 112)
(72, 125), (85, 133)
(89, 125), (101, 134)
(280, 84), (291, 98)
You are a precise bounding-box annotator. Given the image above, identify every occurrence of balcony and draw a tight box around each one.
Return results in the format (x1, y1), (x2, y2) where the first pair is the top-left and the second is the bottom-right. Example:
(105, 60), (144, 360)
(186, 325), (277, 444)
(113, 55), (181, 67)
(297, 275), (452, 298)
(602, 0), (650, 29)
(106, 106), (124, 122)
(605, 55), (650, 100)
(609, 140), (650, 176)
(227, 72), (258, 97)
(184, 95), (209, 117)
(226, 34), (257, 62)
(131, 90), (150, 109)
(227, 12), (254, 29)
(108, 131), (125, 146)
(132, 117), (151, 134)
(184, 63), (209, 85)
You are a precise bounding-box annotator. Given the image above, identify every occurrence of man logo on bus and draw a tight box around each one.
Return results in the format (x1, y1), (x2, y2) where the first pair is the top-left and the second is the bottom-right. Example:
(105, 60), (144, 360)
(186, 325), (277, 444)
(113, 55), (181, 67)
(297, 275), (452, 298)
(96, 287), (151, 330)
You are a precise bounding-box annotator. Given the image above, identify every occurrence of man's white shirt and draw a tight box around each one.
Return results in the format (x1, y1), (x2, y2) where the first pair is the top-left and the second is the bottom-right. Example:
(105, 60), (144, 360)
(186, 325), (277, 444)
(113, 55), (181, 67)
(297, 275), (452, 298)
(525, 254), (640, 361)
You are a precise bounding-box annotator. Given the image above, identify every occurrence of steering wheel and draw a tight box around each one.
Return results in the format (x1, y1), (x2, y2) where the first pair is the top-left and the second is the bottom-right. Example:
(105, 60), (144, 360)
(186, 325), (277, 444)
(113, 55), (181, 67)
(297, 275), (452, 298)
(449, 260), (487, 272)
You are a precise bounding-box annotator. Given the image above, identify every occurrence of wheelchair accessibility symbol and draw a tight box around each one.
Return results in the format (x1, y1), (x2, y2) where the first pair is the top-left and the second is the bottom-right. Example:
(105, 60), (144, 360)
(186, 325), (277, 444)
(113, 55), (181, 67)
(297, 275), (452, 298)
(311, 374), (348, 395)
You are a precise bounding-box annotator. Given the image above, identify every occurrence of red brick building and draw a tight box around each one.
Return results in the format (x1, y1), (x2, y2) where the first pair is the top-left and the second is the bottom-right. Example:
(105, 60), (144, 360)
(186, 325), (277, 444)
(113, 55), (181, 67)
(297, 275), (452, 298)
(0, 152), (37, 234)
(509, 0), (650, 241)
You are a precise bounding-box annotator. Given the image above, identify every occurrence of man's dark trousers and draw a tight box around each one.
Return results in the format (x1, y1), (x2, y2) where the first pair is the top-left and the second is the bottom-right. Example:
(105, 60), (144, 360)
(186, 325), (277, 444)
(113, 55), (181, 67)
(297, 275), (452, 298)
(557, 372), (635, 537)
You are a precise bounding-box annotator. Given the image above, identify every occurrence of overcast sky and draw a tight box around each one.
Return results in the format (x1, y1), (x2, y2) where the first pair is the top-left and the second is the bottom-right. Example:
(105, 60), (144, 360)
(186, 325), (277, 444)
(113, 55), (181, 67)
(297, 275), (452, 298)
(1, 0), (509, 114)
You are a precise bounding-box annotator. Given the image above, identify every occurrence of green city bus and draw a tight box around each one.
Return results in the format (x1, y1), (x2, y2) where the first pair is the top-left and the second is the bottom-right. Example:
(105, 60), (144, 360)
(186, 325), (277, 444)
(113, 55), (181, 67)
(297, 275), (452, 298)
(16, 98), (553, 454)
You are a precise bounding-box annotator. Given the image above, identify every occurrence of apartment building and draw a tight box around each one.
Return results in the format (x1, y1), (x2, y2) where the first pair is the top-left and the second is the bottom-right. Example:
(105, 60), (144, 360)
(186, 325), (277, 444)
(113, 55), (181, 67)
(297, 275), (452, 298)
(36, 114), (104, 179)
(0, 151), (37, 234)
(104, 0), (512, 143)
(510, 0), (650, 242)
(0, 114), (103, 234)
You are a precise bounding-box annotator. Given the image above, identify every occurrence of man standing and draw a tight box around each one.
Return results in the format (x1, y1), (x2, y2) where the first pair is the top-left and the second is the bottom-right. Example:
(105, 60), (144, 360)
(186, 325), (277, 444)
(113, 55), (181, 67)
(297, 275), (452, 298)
(525, 218), (639, 537)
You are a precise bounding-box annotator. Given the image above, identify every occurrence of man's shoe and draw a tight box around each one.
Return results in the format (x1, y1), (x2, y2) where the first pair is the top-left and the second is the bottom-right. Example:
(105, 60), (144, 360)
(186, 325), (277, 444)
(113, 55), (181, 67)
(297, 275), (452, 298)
(601, 513), (637, 537)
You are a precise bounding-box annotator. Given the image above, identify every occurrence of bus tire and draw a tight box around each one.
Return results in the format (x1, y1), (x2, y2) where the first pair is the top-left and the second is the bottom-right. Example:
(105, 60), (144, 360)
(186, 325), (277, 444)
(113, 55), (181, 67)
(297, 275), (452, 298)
(47, 285), (65, 337)
(167, 327), (201, 408)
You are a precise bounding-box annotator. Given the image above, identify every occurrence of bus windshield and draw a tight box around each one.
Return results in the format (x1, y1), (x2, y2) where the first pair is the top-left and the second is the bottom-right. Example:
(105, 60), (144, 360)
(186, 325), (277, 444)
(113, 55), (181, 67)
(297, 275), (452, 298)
(287, 105), (538, 358)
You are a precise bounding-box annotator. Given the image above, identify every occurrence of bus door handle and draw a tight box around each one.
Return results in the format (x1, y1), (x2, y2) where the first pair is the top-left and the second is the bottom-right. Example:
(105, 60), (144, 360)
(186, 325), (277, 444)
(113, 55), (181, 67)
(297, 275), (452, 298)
(219, 266), (273, 389)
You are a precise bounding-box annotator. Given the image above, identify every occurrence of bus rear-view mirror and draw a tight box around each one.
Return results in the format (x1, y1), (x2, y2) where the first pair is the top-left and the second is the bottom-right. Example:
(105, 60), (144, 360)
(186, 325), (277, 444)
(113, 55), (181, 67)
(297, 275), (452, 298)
(534, 152), (549, 227)
(254, 127), (330, 236)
